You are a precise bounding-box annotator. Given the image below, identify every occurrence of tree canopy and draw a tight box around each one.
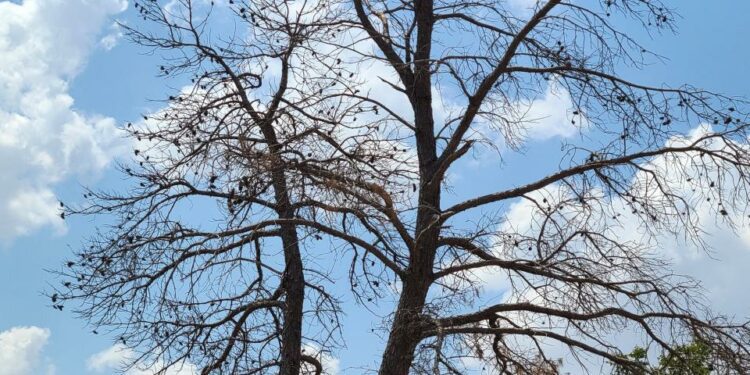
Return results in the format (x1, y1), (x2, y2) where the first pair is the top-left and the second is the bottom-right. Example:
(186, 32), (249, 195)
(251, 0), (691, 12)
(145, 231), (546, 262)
(614, 341), (714, 375)
(53, 1), (750, 374)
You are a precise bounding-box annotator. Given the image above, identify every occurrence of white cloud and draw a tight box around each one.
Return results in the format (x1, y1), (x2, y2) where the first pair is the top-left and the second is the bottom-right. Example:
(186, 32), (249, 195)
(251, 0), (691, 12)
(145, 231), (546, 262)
(0, 326), (52, 375)
(481, 125), (750, 287)
(100, 22), (124, 50)
(87, 344), (197, 375)
(517, 81), (581, 140)
(87, 343), (337, 375)
(87, 344), (129, 373)
(474, 79), (582, 148)
(507, 0), (542, 15)
(617, 125), (750, 313)
(302, 344), (340, 375)
(461, 125), (750, 372)
(0, 0), (129, 241)
(463, 80), (583, 171)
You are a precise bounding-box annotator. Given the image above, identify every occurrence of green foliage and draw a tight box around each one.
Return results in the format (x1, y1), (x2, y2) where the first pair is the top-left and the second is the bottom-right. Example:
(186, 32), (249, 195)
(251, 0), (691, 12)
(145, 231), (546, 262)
(657, 341), (712, 375)
(613, 346), (649, 375)
(613, 341), (713, 375)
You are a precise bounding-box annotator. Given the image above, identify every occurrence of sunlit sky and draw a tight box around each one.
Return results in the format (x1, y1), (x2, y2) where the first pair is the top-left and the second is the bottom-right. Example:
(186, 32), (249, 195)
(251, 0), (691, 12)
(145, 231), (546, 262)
(1, 1), (750, 374)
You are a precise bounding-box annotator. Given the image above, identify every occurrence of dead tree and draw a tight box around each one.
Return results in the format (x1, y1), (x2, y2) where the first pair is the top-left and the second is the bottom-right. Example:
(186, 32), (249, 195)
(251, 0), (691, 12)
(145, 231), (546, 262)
(53, 0), (750, 374)
(335, 0), (750, 374)
(51, 1), (403, 374)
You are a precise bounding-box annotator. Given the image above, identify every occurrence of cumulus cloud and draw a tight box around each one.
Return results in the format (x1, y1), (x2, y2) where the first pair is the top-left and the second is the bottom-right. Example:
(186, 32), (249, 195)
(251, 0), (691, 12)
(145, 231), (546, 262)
(87, 343), (339, 375)
(0, 326), (53, 375)
(485, 127), (750, 282)
(515, 81), (582, 140)
(302, 343), (340, 375)
(0, 0), (129, 241)
(100, 22), (124, 50)
(87, 344), (197, 375)
(463, 80), (583, 173)
(462, 125), (750, 372)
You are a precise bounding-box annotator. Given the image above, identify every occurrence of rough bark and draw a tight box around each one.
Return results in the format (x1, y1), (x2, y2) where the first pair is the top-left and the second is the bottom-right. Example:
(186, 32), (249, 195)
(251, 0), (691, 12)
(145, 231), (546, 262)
(379, 1), (438, 373)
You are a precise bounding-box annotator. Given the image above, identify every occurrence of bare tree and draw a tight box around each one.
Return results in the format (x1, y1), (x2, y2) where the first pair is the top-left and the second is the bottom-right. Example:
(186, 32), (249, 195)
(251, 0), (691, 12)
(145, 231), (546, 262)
(52, 1), (387, 374)
(53, 0), (750, 374)
(340, 0), (750, 374)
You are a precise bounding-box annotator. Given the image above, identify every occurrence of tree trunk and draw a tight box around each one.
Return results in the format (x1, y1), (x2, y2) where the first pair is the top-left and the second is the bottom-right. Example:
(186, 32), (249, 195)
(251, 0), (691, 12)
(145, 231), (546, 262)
(378, 277), (430, 374)
(380, 1), (437, 372)
(279, 225), (304, 375)
(378, 178), (441, 375)
(262, 115), (305, 375)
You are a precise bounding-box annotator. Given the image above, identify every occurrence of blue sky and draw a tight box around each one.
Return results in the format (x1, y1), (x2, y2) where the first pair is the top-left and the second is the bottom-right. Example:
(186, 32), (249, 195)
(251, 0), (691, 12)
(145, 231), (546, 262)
(1, 1), (750, 374)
